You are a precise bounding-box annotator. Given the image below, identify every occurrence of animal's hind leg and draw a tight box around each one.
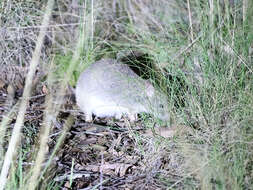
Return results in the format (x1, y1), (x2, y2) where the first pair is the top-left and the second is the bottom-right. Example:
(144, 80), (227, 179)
(128, 113), (138, 122)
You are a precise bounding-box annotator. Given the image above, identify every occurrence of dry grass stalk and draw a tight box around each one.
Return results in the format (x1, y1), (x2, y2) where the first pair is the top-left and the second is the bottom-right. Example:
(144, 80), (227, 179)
(0, 0), (54, 189)
(28, 1), (94, 188)
(187, 0), (194, 42)
(0, 103), (19, 167)
(27, 60), (55, 189)
(38, 115), (74, 189)
(243, 0), (247, 23)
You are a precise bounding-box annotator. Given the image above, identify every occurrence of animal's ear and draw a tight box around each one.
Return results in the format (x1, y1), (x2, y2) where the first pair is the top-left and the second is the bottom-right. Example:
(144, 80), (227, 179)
(145, 82), (155, 97)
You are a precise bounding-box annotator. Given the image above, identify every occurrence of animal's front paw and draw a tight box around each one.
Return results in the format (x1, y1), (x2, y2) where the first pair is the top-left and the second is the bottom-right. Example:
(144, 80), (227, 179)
(85, 113), (93, 122)
(115, 113), (123, 120)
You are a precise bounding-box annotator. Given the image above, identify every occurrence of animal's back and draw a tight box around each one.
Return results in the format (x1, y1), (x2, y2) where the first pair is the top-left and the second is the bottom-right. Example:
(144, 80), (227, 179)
(76, 59), (148, 114)
(76, 58), (169, 121)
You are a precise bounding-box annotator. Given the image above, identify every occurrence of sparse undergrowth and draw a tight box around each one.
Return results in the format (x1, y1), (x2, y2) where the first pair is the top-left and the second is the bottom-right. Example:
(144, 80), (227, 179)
(0, 0), (253, 189)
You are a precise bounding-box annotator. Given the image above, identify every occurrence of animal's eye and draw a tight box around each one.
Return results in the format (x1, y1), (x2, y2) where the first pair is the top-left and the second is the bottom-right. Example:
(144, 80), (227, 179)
(159, 104), (164, 109)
